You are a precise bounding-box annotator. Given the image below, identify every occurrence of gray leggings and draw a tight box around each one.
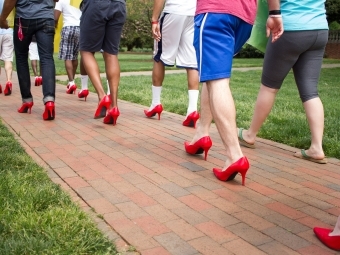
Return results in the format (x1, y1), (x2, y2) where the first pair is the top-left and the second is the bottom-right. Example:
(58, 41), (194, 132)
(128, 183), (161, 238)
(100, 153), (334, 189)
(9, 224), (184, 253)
(261, 30), (328, 102)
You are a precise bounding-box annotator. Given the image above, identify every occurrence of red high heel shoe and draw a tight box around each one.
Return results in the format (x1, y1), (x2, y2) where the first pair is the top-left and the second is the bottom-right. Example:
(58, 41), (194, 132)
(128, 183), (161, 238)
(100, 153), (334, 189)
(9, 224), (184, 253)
(18, 102), (34, 114)
(35, 77), (39, 86)
(103, 107), (120, 125)
(94, 95), (111, 119)
(43, 101), (55, 121)
(66, 84), (77, 94)
(184, 136), (212, 161)
(213, 157), (249, 186)
(4, 81), (12, 96)
(78, 89), (89, 101)
(39, 76), (42, 86)
(183, 111), (200, 128)
(314, 227), (340, 251)
(144, 104), (163, 120)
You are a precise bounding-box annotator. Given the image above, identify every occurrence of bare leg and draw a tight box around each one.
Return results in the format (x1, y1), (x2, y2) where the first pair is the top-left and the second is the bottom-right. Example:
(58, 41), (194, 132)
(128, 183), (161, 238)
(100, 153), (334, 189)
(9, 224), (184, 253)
(31, 60), (38, 77)
(152, 61), (165, 86)
(301, 97), (325, 159)
(191, 82), (212, 142)
(72, 59), (78, 79)
(80, 57), (87, 75)
(148, 61), (165, 110)
(208, 78), (244, 169)
(242, 85), (278, 144)
(187, 68), (199, 90)
(80, 51), (105, 101)
(65, 59), (78, 82)
(4, 61), (12, 82)
(103, 52), (120, 108)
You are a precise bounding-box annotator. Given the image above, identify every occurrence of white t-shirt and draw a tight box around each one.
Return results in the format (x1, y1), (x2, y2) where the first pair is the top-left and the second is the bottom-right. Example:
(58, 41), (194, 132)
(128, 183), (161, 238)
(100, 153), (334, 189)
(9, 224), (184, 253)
(163, 0), (196, 16)
(55, 0), (81, 27)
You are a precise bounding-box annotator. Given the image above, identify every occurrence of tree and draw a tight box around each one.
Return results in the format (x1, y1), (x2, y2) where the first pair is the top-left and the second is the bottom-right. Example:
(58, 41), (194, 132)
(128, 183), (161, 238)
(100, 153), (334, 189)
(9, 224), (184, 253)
(121, 0), (153, 51)
(326, 0), (340, 23)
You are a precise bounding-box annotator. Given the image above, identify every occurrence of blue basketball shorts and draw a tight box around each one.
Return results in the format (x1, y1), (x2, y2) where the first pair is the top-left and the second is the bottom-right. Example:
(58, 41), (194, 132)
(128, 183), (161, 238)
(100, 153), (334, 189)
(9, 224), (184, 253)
(194, 13), (253, 82)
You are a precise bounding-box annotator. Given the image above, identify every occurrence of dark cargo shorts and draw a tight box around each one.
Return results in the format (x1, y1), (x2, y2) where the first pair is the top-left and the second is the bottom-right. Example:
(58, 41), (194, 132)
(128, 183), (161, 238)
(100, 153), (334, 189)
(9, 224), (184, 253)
(79, 0), (126, 55)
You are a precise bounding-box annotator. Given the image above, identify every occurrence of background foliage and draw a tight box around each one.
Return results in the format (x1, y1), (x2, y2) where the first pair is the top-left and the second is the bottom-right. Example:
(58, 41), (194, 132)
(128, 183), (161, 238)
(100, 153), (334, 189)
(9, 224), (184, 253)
(121, 0), (340, 51)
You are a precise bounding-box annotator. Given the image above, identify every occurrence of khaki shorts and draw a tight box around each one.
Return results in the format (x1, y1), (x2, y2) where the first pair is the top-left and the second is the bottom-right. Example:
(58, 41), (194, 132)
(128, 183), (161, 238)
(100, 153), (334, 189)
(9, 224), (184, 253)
(0, 34), (14, 61)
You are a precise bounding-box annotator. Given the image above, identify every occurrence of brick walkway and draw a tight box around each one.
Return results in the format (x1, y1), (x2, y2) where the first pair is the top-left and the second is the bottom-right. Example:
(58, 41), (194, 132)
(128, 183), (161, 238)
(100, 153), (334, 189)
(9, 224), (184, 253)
(1, 72), (340, 255)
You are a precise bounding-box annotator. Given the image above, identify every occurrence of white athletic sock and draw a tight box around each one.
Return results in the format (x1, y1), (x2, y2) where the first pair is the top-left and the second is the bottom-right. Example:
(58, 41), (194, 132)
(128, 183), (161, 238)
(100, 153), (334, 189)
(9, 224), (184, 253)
(69, 80), (75, 86)
(149, 85), (162, 111)
(106, 80), (110, 95)
(186, 90), (199, 116)
(81, 75), (88, 90)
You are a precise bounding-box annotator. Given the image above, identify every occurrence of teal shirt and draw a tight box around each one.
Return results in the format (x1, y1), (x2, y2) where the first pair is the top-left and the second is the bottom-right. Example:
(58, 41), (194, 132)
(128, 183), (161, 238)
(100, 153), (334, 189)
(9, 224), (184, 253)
(281, 0), (328, 31)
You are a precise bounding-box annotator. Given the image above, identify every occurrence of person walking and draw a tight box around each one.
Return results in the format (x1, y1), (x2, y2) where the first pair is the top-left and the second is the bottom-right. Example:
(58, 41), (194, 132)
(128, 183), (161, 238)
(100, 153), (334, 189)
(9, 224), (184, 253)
(79, 0), (126, 125)
(238, 0), (329, 164)
(54, 0), (83, 95)
(0, 0), (13, 96)
(145, 0), (200, 128)
(184, 0), (283, 185)
(0, 0), (58, 120)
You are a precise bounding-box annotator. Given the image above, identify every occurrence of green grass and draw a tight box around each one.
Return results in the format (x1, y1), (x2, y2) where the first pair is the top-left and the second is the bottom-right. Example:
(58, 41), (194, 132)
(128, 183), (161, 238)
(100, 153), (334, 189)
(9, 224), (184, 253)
(65, 66), (340, 159)
(0, 121), (117, 254)
(42, 53), (340, 75)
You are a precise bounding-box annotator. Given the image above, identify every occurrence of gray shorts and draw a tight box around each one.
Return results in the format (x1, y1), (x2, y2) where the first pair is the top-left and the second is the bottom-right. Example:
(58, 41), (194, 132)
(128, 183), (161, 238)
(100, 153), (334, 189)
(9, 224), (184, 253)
(262, 30), (328, 102)
(79, 0), (126, 55)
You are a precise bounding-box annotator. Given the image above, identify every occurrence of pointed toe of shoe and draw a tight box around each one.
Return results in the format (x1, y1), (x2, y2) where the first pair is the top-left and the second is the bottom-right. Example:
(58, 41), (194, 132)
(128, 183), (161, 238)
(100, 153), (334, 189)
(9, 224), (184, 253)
(314, 227), (340, 251)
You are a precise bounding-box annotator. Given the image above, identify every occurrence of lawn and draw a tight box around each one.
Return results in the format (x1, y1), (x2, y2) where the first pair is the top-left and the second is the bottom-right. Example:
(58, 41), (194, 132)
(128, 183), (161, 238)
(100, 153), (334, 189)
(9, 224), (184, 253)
(0, 121), (117, 254)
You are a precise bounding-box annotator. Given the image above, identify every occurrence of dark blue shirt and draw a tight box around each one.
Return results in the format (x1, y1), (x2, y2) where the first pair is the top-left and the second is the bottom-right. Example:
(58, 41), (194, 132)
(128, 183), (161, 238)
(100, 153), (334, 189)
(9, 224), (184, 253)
(15, 0), (55, 20)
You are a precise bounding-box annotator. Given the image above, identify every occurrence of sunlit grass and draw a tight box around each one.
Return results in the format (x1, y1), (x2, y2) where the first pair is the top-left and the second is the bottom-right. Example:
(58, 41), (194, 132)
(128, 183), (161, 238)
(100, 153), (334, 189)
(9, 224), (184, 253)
(0, 121), (117, 254)
(61, 67), (340, 159)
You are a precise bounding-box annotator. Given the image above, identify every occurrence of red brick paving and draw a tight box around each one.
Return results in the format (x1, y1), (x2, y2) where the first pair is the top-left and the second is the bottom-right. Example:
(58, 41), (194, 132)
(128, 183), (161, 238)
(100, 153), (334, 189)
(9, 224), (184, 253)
(0, 72), (339, 255)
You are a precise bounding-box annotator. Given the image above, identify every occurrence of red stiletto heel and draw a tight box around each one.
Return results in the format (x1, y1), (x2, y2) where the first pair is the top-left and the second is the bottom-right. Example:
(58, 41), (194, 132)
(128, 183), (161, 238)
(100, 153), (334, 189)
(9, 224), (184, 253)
(94, 95), (111, 119)
(103, 107), (120, 125)
(314, 227), (340, 251)
(43, 101), (55, 121)
(4, 81), (12, 96)
(184, 136), (212, 161)
(18, 102), (34, 114)
(213, 157), (249, 185)
(183, 111), (200, 128)
(144, 104), (163, 120)
(78, 89), (89, 101)
(0, 84), (2, 94)
(66, 84), (77, 94)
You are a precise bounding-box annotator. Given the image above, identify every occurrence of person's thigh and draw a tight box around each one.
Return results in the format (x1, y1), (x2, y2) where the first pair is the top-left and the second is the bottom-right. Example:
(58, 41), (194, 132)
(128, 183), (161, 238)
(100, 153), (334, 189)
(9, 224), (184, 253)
(176, 16), (197, 69)
(35, 19), (55, 60)
(154, 13), (185, 66)
(102, 1), (126, 55)
(0, 34), (13, 61)
(292, 30), (328, 102)
(194, 13), (252, 82)
(80, 0), (111, 53)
